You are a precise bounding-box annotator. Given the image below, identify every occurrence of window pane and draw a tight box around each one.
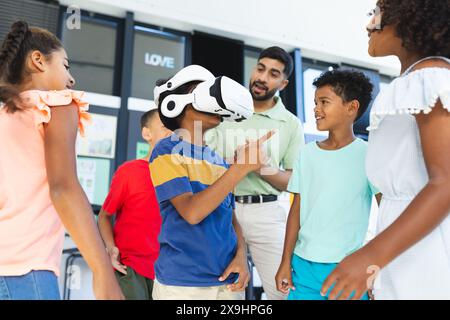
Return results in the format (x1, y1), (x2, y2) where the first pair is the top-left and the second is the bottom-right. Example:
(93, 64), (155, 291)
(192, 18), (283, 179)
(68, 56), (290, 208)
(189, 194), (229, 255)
(244, 49), (260, 88)
(77, 157), (111, 206)
(69, 63), (115, 95)
(303, 68), (328, 138)
(131, 28), (186, 100)
(62, 19), (117, 95)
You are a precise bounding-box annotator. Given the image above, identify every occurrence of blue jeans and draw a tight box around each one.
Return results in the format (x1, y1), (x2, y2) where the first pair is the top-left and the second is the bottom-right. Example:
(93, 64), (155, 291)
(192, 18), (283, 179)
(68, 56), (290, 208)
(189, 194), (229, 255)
(288, 255), (369, 300)
(0, 271), (60, 300)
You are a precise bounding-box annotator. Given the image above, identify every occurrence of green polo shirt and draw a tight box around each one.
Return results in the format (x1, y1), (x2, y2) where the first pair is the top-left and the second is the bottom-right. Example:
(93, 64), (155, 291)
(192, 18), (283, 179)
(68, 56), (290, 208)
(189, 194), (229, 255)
(205, 96), (305, 196)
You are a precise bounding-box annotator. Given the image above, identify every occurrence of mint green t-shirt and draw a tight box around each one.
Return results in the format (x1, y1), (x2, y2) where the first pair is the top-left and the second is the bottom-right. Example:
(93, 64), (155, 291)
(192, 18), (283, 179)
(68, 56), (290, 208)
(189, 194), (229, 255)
(287, 138), (378, 263)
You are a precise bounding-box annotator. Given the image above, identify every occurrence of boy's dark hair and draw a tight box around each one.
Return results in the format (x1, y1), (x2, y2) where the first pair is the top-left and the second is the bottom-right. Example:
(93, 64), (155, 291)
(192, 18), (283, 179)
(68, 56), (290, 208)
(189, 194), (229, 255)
(0, 20), (63, 112)
(155, 78), (202, 131)
(377, 0), (449, 58)
(140, 109), (158, 129)
(258, 46), (294, 78)
(313, 69), (374, 122)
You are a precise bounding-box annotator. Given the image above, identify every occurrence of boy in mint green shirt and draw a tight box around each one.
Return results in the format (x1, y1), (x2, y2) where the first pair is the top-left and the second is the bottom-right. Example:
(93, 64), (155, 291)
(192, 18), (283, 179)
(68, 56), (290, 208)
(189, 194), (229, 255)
(275, 69), (381, 300)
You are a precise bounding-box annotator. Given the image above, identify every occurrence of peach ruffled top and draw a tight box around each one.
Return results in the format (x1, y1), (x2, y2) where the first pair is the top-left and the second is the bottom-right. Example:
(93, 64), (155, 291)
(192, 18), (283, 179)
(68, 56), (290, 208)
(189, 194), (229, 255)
(0, 90), (90, 277)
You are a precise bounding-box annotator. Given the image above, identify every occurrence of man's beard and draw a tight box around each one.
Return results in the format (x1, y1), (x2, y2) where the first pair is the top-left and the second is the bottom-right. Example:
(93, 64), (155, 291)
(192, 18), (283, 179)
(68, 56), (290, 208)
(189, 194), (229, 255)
(249, 82), (278, 101)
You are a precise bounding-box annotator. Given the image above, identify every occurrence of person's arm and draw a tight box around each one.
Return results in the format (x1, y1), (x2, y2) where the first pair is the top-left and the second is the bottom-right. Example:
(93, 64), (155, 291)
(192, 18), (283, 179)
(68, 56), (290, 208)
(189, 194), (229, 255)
(97, 209), (115, 253)
(219, 210), (250, 291)
(255, 168), (292, 192)
(98, 167), (128, 275)
(44, 103), (123, 300)
(321, 83), (450, 300)
(170, 131), (274, 225)
(275, 193), (300, 294)
(98, 209), (127, 275)
(256, 120), (305, 192)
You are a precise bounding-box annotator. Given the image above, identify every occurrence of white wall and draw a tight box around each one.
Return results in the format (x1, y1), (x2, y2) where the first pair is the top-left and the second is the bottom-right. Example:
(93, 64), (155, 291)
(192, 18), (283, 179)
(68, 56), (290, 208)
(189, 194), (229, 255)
(60, 0), (401, 77)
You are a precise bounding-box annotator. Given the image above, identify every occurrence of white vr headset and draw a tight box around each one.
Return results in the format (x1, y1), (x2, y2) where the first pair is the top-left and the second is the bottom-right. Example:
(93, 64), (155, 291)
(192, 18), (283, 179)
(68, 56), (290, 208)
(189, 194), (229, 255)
(154, 65), (254, 122)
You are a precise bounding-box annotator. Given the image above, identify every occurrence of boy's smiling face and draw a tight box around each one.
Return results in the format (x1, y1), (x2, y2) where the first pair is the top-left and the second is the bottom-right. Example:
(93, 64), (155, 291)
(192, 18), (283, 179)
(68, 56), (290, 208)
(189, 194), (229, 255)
(314, 85), (359, 132)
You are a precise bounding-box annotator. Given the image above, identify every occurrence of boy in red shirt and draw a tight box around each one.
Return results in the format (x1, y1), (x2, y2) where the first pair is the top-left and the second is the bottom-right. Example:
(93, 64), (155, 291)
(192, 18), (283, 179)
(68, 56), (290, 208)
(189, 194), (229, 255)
(98, 109), (171, 300)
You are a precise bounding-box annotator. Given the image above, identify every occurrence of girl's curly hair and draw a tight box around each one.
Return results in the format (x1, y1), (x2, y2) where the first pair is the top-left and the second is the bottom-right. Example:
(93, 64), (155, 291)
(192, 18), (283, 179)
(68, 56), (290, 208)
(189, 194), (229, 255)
(377, 0), (450, 58)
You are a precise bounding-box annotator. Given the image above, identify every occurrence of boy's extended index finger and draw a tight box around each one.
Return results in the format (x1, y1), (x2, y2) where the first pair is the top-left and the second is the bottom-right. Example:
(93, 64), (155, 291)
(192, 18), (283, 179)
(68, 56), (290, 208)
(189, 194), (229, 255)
(257, 130), (275, 145)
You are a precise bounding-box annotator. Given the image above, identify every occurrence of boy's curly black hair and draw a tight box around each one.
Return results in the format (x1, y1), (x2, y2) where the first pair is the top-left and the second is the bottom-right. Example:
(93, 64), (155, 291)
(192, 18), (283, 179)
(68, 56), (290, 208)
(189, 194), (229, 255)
(313, 69), (374, 122)
(377, 0), (450, 58)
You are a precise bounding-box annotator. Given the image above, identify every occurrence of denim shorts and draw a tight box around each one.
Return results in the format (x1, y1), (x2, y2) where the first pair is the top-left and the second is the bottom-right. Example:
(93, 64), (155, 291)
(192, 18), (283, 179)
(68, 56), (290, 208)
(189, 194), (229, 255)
(0, 270), (60, 300)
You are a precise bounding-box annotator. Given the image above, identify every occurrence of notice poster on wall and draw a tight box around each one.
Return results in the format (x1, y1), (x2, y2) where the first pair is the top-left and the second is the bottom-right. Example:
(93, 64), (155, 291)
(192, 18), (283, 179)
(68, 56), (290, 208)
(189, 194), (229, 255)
(136, 142), (150, 159)
(76, 157), (111, 206)
(76, 113), (117, 159)
(77, 158), (96, 203)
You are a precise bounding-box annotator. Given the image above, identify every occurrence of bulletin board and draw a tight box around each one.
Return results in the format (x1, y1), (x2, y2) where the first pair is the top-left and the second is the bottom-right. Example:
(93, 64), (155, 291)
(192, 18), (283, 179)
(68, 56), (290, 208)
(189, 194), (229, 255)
(76, 157), (111, 206)
(136, 141), (150, 159)
(76, 113), (118, 159)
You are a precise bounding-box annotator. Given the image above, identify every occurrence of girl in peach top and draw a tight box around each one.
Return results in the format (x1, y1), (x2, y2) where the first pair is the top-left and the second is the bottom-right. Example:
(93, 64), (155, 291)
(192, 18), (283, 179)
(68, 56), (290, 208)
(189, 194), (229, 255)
(0, 21), (123, 300)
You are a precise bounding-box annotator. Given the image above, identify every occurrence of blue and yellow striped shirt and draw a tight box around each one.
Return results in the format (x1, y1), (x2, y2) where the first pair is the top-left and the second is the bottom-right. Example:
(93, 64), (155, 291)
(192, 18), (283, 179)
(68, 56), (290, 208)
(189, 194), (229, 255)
(149, 134), (238, 286)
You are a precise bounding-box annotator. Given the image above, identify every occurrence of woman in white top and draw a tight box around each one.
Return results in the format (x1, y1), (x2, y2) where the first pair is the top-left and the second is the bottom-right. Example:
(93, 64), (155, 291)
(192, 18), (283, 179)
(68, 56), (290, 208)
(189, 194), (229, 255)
(321, 0), (450, 300)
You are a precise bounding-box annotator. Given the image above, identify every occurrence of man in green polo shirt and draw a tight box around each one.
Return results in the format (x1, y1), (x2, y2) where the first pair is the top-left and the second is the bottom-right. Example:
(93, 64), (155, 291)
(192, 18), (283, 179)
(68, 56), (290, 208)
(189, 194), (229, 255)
(205, 46), (304, 300)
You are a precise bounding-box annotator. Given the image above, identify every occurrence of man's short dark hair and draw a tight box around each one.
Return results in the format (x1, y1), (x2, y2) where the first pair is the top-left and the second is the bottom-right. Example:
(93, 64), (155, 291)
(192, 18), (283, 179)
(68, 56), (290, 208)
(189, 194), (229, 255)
(313, 69), (374, 122)
(258, 46), (294, 78)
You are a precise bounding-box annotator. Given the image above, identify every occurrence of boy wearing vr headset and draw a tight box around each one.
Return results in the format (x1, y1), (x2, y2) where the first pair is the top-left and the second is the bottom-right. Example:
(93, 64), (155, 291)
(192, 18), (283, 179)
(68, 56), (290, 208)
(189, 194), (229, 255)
(205, 47), (305, 300)
(149, 65), (273, 300)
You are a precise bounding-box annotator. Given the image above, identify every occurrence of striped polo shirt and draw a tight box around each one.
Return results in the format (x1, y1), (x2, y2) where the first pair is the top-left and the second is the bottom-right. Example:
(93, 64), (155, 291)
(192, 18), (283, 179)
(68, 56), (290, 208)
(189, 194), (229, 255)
(149, 133), (238, 287)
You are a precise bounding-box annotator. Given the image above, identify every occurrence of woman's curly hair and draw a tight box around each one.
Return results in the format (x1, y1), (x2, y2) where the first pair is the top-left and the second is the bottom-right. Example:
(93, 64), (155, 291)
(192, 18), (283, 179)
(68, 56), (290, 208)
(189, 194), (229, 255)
(377, 0), (450, 58)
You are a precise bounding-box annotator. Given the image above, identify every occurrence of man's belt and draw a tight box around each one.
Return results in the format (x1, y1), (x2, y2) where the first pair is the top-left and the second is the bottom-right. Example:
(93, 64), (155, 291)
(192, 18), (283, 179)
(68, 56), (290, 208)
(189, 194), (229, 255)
(234, 195), (278, 204)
